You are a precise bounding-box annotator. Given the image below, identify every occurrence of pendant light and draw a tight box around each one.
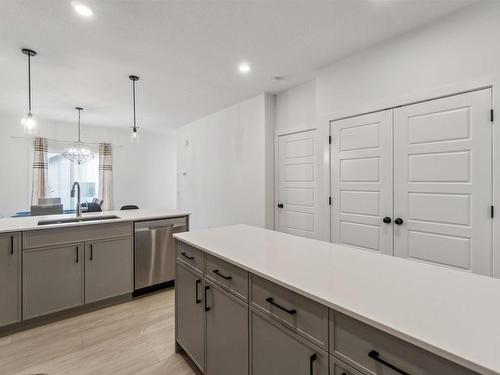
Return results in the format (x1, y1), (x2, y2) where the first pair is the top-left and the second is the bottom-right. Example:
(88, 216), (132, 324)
(63, 107), (94, 164)
(21, 48), (37, 134)
(129, 75), (139, 142)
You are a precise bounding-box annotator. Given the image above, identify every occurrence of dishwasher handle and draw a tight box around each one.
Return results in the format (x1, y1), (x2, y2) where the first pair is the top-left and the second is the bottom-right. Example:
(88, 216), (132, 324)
(135, 223), (186, 232)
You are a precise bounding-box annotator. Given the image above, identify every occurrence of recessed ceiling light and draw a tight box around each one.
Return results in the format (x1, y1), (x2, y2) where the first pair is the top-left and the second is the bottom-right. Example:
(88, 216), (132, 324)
(238, 62), (251, 74)
(72, 1), (93, 18)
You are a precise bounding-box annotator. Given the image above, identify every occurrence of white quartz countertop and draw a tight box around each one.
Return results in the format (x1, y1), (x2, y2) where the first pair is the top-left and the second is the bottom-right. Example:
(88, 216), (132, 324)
(174, 224), (500, 375)
(0, 208), (189, 234)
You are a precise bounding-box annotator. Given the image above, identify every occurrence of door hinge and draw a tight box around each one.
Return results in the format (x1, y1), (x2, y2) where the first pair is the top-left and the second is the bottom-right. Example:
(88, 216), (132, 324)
(329, 197), (332, 206)
(491, 205), (495, 218)
(328, 135), (332, 144)
(491, 109), (494, 122)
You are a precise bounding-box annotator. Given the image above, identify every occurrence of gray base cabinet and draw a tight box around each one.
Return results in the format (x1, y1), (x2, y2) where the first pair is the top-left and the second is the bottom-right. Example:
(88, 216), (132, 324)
(250, 309), (328, 375)
(205, 282), (248, 375)
(175, 240), (476, 375)
(176, 261), (205, 371)
(85, 238), (133, 303)
(0, 233), (21, 327)
(20, 223), (134, 323)
(23, 244), (84, 319)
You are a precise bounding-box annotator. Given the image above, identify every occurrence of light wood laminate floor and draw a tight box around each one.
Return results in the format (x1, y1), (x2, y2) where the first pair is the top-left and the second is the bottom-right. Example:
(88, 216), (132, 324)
(0, 290), (195, 375)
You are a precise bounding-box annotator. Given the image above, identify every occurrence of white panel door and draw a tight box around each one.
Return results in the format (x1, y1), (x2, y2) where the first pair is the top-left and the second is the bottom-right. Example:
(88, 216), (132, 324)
(330, 110), (394, 255)
(394, 89), (492, 275)
(277, 130), (319, 238)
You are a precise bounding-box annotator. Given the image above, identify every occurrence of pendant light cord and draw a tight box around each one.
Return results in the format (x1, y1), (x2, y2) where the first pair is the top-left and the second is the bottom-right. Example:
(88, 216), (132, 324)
(28, 53), (32, 113)
(132, 79), (136, 129)
(78, 108), (81, 141)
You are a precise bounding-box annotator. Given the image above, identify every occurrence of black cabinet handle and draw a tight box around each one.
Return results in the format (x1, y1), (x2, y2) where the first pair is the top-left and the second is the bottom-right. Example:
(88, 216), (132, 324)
(277, 203), (284, 208)
(10, 236), (14, 255)
(265, 297), (297, 315)
(213, 269), (232, 280)
(90, 244), (93, 261)
(309, 353), (317, 375)
(204, 285), (210, 312)
(394, 218), (404, 225)
(76, 246), (79, 263)
(195, 279), (201, 304)
(383, 216), (392, 224)
(368, 350), (410, 375)
(181, 252), (194, 260)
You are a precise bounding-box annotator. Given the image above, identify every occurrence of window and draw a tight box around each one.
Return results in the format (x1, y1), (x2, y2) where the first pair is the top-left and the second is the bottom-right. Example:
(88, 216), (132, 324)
(47, 142), (99, 210)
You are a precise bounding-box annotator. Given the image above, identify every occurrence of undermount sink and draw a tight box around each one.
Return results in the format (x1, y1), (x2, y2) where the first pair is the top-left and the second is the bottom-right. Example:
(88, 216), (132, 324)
(37, 215), (120, 226)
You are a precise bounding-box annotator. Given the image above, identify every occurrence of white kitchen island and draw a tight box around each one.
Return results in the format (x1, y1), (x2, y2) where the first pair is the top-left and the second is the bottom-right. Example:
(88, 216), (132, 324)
(174, 224), (500, 375)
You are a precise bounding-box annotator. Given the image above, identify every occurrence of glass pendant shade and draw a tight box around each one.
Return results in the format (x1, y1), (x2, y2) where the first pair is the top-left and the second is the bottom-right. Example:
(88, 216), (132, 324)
(21, 112), (37, 134)
(131, 126), (139, 143)
(63, 107), (94, 165)
(21, 48), (37, 134)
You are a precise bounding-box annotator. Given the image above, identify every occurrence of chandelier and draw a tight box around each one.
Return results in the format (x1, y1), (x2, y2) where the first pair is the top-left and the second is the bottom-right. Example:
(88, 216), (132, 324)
(63, 107), (94, 164)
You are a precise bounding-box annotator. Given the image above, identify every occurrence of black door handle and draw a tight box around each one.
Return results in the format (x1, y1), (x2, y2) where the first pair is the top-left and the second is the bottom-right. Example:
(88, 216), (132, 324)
(181, 251), (194, 260)
(195, 279), (201, 304)
(213, 269), (232, 280)
(90, 244), (93, 261)
(277, 203), (284, 208)
(383, 216), (391, 224)
(368, 350), (410, 375)
(76, 246), (79, 263)
(10, 236), (14, 255)
(309, 353), (317, 375)
(394, 218), (404, 225)
(204, 285), (210, 312)
(265, 297), (297, 315)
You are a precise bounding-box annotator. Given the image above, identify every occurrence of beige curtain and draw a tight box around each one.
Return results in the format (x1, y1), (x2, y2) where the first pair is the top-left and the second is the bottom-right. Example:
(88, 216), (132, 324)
(31, 137), (49, 205)
(98, 143), (114, 211)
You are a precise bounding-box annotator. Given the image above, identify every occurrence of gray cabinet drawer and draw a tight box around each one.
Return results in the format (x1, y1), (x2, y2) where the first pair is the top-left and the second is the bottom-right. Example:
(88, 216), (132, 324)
(250, 308), (328, 375)
(330, 355), (364, 375)
(206, 253), (248, 301)
(23, 222), (132, 249)
(330, 310), (476, 375)
(250, 274), (328, 350)
(176, 241), (204, 273)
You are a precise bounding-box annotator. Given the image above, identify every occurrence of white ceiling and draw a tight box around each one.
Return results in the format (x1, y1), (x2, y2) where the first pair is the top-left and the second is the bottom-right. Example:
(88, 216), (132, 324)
(0, 0), (477, 132)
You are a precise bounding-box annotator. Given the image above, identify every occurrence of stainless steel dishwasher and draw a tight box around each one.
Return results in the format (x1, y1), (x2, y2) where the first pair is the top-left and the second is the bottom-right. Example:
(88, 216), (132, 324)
(134, 217), (187, 292)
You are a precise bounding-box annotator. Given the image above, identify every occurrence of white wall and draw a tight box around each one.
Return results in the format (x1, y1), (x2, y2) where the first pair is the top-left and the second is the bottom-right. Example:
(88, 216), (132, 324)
(177, 93), (275, 230)
(316, 1), (500, 119)
(0, 111), (177, 217)
(276, 81), (316, 133)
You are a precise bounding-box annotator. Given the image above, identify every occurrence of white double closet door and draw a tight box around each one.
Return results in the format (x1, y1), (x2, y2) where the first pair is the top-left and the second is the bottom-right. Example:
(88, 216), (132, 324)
(331, 89), (493, 275)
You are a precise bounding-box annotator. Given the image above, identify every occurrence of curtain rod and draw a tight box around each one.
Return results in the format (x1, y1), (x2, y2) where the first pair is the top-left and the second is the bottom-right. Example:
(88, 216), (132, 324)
(10, 136), (124, 147)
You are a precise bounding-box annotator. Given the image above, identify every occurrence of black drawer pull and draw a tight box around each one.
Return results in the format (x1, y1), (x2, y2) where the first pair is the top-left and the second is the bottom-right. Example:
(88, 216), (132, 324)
(213, 269), (232, 280)
(10, 236), (14, 255)
(181, 252), (194, 260)
(309, 353), (317, 375)
(195, 279), (201, 304)
(368, 350), (410, 375)
(204, 285), (210, 312)
(265, 297), (297, 315)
